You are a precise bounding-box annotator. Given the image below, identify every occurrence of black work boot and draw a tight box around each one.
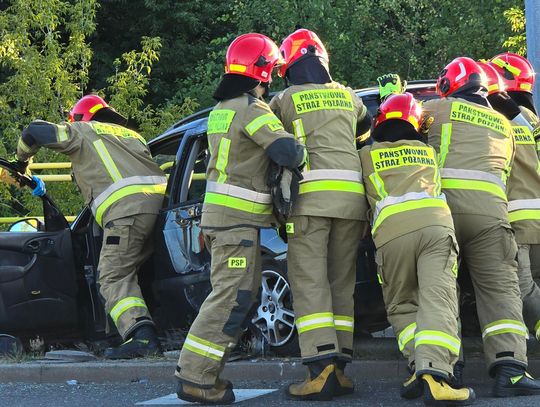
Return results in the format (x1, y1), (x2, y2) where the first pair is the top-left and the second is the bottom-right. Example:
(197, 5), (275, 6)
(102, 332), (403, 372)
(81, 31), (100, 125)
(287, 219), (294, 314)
(176, 380), (235, 405)
(451, 361), (465, 389)
(422, 374), (476, 406)
(334, 360), (354, 396)
(400, 362), (423, 399)
(286, 358), (337, 401)
(104, 325), (162, 359)
(493, 363), (540, 397)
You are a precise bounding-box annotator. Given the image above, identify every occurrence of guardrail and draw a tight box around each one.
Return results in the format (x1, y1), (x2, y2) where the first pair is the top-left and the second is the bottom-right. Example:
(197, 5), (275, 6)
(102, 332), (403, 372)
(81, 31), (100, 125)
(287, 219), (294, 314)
(1, 161), (208, 225)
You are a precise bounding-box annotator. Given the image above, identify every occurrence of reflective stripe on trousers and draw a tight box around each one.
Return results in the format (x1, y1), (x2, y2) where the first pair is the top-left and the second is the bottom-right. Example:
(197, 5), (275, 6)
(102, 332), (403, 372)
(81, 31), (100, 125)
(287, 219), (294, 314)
(334, 315), (354, 332)
(508, 199), (540, 223)
(110, 296), (148, 324)
(183, 333), (226, 362)
(398, 322), (416, 351)
(299, 169), (364, 194)
(482, 319), (528, 339)
(414, 330), (461, 355)
(440, 168), (507, 200)
(296, 312), (335, 334)
(91, 175), (167, 226)
(204, 181), (273, 215)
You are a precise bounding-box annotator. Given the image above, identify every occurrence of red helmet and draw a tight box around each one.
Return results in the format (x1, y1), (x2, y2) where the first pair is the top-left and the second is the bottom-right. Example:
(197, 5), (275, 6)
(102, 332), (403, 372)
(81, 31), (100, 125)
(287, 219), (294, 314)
(375, 92), (422, 131)
(436, 57), (487, 97)
(278, 29), (329, 78)
(488, 52), (535, 93)
(225, 33), (282, 83)
(477, 60), (505, 95)
(68, 95), (108, 122)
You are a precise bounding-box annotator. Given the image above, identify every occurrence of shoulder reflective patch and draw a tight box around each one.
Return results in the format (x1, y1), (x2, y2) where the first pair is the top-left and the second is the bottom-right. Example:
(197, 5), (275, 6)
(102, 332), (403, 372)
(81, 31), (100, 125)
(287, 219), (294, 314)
(450, 102), (511, 136)
(228, 257), (247, 268)
(513, 126), (535, 144)
(291, 89), (354, 114)
(57, 124), (69, 142)
(286, 223), (294, 234)
(371, 145), (436, 172)
(207, 109), (236, 135)
(91, 123), (146, 144)
(245, 113), (284, 136)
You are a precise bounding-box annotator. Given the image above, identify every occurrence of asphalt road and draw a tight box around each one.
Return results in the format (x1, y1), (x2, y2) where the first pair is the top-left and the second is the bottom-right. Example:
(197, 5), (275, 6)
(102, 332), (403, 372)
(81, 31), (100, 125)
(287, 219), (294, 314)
(2, 378), (540, 407)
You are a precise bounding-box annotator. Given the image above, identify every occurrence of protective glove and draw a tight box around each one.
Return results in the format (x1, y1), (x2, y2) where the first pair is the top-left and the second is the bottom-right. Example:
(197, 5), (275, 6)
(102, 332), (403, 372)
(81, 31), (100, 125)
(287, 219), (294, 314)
(31, 176), (46, 197)
(377, 73), (406, 101)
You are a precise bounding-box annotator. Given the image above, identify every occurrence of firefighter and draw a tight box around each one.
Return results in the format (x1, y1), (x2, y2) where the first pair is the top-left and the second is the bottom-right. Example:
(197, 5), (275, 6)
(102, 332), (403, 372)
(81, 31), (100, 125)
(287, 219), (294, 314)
(423, 56), (540, 397)
(488, 53), (540, 292)
(360, 92), (475, 405)
(269, 29), (371, 400)
(175, 33), (305, 405)
(477, 60), (540, 344)
(14, 95), (167, 359)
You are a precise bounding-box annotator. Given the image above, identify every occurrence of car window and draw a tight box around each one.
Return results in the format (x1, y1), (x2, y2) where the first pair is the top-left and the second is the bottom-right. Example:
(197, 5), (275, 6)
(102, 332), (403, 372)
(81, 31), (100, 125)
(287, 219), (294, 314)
(151, 139), (179, 176)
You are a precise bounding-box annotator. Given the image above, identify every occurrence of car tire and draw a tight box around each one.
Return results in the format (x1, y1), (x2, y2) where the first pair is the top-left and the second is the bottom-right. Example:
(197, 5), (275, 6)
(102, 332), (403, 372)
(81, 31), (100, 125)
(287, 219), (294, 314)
(251, 259), (300, 356)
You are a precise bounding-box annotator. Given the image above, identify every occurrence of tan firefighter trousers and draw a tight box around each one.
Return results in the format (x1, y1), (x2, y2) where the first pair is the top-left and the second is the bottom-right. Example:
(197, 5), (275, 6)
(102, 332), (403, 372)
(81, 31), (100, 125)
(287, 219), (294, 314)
(99, 213), (158, 339)
(453, 214), (527, 373)
(176, 227), (261, 387)
(517, 244), (540, 340)
(375, 225), (460, 377)
(286, 215), (364, 363)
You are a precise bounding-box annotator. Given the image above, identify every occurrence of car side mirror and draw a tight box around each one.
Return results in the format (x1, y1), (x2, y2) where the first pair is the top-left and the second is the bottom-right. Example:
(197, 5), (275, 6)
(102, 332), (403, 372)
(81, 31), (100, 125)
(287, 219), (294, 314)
(8, 218), (44, 233)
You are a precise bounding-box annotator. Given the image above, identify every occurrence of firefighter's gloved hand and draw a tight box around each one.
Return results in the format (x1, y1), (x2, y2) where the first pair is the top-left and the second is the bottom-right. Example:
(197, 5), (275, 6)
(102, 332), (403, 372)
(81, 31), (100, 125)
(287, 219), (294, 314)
(31, 176), (46, 197)
(420, 115), (434, 138)
(377, 73), (406, 101)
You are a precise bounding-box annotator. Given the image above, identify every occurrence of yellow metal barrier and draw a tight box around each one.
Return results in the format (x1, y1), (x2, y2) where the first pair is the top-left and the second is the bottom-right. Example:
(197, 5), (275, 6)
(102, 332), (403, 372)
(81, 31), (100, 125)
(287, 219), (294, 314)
(0, 216), (77, 224)
(1, 161), (208, 225)
(29, 162), (72, 170)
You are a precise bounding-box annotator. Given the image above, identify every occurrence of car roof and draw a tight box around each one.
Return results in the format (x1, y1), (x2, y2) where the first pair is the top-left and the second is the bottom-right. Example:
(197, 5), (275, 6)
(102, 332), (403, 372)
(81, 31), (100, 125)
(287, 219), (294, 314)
(149, 80), (438, 147)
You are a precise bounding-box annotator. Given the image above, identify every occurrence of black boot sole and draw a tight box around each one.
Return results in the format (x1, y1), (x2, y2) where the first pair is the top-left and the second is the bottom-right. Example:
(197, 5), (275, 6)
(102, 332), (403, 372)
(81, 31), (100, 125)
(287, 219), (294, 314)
(401, 379), (424, 399)
(493, 386), (540, 398)
(334, 386), (354, 397)
(176, 389), (235, 405)
(424, 388), (476, 406)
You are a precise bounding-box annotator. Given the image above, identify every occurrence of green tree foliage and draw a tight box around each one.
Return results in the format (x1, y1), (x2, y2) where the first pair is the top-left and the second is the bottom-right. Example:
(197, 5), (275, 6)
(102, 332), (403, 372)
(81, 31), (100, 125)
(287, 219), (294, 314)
(0, 0), (527, 222)
(503, 6), (526, 55)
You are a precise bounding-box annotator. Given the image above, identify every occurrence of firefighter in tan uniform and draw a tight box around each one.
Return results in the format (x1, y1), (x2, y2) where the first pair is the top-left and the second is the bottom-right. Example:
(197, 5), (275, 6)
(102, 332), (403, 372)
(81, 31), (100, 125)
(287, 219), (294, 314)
(488, 53), (540, 291)
(424, 57), (540, 397)
(175, 33), (305, 405)
(361, 92), (475, 405)
(269, 29), (372, 401)
(478, 60), (540, 344)
(15, 95), (167, 359)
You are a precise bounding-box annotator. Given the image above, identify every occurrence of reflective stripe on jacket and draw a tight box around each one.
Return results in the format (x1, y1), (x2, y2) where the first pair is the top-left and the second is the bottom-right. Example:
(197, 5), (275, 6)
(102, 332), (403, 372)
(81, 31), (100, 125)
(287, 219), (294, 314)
(360, 140), (454, 247)
(424, 97), (514, 221)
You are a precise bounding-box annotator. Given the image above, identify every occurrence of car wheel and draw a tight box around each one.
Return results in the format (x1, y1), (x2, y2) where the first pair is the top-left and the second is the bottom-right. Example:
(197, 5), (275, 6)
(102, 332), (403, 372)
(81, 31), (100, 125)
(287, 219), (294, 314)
(251, 260), (299, 356)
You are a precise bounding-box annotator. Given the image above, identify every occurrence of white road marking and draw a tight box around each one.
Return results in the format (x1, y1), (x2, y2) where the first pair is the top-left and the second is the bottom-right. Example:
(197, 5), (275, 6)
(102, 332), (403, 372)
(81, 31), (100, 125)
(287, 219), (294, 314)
(136, 389), (277, 405)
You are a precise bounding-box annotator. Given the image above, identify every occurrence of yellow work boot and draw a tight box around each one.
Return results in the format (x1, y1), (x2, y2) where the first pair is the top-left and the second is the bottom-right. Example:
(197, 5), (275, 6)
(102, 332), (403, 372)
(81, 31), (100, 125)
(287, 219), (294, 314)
(422, 374), (476, 406)
(286, 360), (337, 401)
(334, 361), (354, 396)
(400, 372), (423, 399)
(176, 380), (235, 405)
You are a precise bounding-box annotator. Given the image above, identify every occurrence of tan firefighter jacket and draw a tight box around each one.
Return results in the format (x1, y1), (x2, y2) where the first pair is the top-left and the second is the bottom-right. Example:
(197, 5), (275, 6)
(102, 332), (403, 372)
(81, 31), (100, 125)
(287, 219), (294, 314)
(360, 140), (453, 247)
(17, 120), (166, 227)
(269, 82), (368, 220)
(201, 93), (304, 229)
(507, 116), (540, 244)
(423, 97), (514, 221)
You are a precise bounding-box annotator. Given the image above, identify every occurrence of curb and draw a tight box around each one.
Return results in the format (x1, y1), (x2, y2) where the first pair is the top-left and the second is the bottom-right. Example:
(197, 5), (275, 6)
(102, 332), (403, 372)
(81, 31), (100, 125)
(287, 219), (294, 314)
(1, 338), (539, 383)
(1, 359), (540, 384)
